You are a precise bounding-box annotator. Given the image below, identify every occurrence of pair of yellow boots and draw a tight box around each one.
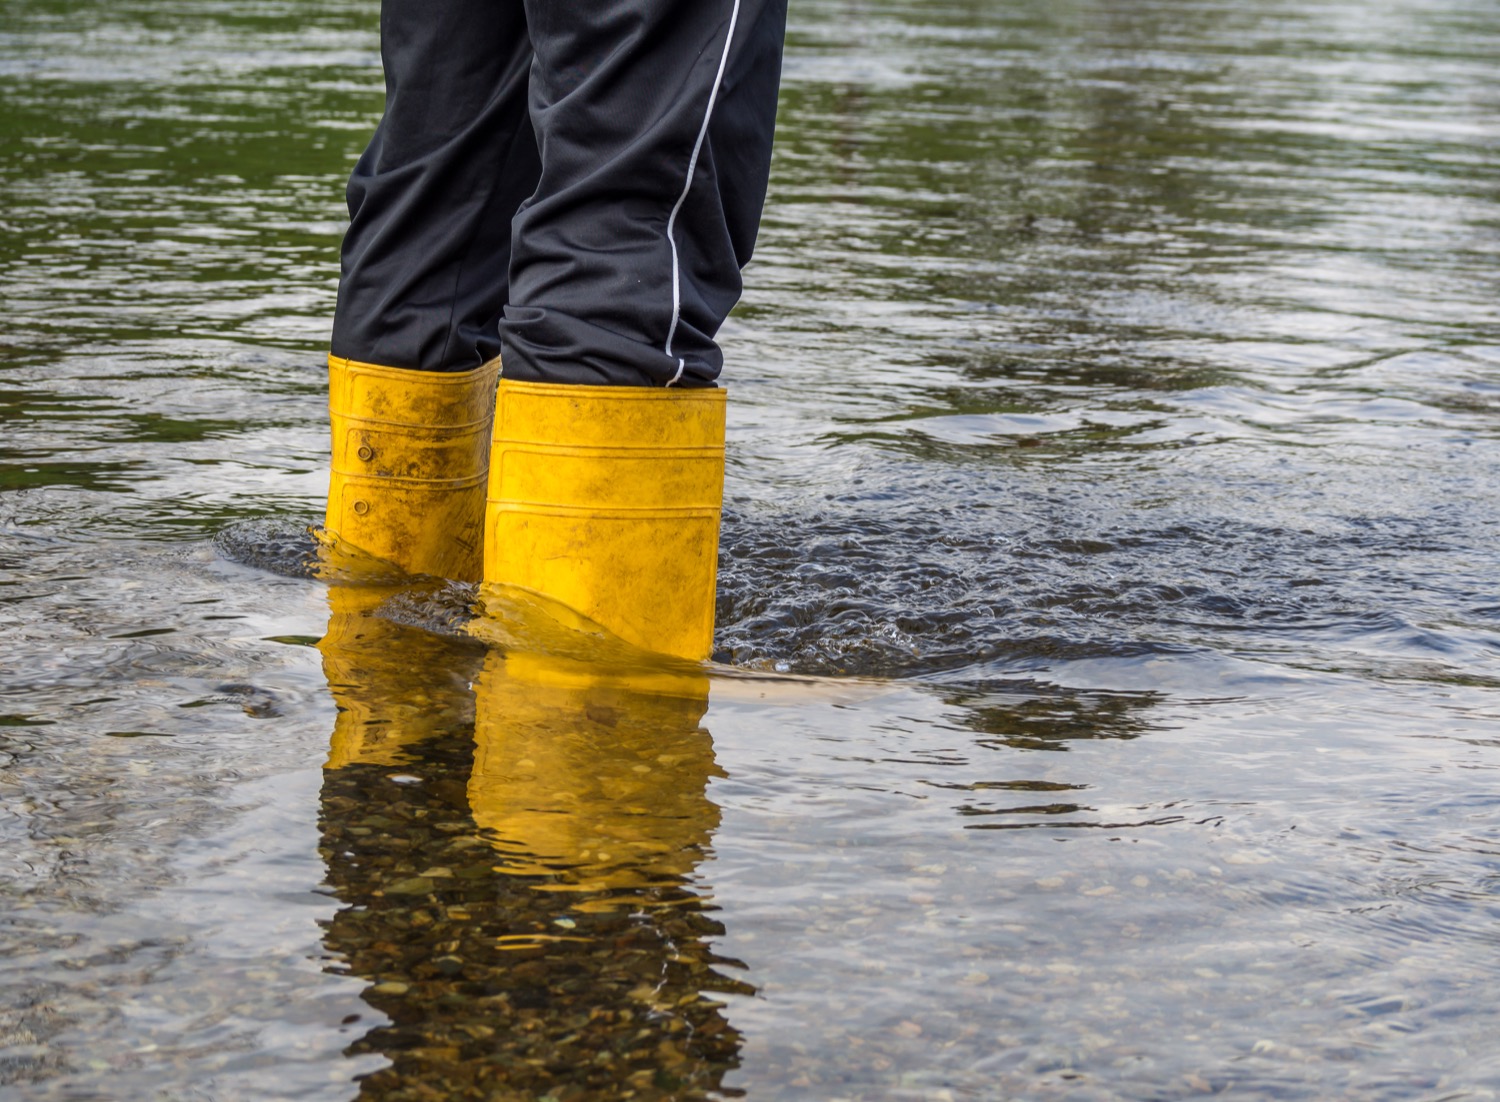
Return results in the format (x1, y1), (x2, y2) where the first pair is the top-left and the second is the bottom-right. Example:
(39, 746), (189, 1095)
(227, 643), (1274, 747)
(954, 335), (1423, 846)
(324, 354), (725, 663)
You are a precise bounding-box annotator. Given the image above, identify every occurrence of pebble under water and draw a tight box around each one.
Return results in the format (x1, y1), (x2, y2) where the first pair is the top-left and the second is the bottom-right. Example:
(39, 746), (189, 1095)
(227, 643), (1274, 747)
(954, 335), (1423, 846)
(3, 0), (1500, 1099)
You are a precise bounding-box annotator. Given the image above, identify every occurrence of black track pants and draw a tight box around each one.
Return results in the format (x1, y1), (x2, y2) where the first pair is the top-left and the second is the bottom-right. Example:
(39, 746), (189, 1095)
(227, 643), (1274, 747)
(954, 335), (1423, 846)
(330, 0), (787, 388)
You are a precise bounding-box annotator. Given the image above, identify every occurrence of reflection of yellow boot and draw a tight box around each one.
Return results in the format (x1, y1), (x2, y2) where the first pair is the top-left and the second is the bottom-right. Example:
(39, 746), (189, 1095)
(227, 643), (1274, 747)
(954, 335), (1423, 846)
(319, 583), (480, 769)
(468, 649), (720, 906)
(325, 354), (500, 582)
(483, 379), (726, 661)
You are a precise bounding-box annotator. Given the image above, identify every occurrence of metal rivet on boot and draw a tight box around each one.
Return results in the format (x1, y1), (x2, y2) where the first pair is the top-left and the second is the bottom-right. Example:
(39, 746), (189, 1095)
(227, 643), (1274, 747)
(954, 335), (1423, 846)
(352, 500), (370, 516)
(357, 445), (375, 462)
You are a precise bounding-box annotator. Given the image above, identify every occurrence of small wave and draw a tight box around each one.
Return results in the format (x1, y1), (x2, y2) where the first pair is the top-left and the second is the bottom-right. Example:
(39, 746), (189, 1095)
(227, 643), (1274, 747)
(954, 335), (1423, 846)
(212, 517), (322, 578)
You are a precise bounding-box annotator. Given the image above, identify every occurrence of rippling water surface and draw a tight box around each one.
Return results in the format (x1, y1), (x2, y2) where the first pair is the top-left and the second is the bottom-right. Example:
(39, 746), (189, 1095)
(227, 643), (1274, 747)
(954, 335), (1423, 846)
(3, 0), (1499, 1098)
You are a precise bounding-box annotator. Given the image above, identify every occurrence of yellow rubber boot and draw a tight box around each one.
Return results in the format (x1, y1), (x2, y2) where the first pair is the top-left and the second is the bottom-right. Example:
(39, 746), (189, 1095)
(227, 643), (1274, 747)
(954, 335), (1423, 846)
(483, 379), (727, 661)
(325, 354), (500, 582)
(468, 648), (719, 903)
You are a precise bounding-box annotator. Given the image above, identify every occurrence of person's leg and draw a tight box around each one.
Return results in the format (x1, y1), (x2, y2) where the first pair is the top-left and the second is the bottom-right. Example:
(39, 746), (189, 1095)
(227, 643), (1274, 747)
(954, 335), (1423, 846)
(332, 0), (539, 372)
(326, 0), (538, 582)
(483, 0), (787, 660)
(501, 0), (789, 388)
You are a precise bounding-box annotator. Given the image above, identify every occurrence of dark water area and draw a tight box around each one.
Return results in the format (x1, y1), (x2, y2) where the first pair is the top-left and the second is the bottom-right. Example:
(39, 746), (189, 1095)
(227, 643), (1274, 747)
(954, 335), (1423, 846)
(4, 0), (1500, 1098)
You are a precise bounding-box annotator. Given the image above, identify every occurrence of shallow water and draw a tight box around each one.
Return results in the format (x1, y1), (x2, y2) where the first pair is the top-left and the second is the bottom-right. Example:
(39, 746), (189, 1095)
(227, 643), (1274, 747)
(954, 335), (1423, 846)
(4, 0), (1500, 1098)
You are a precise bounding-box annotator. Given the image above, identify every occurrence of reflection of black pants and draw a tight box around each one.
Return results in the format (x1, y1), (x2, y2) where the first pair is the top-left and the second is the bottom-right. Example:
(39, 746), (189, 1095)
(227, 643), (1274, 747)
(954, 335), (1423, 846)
(330, 0), (787, 388)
